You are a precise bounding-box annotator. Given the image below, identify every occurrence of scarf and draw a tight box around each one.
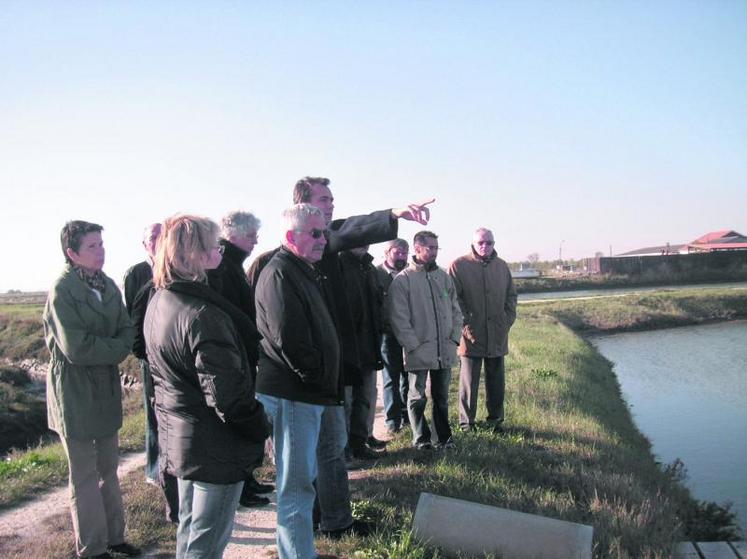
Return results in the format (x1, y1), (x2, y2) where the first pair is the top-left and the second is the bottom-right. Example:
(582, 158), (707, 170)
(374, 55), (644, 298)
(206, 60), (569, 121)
(74, 266), (107, 293)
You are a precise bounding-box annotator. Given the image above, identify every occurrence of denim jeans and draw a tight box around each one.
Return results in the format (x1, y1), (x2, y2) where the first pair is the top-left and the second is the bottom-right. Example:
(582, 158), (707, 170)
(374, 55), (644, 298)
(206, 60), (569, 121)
(175, 478), (243, 559)
(258, 393), (324, 559)
(344, 369), (377, 443)
(381, 334), (408, 430)
(140, 360), (159, 483)
(407, 368), (452, 445)
(316, 404), (354, 531)
(459, 356), (506, 427)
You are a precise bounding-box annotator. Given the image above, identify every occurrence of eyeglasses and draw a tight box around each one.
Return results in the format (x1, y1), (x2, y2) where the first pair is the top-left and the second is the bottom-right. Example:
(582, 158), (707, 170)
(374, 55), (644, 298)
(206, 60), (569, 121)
(297, 228), (325, 239)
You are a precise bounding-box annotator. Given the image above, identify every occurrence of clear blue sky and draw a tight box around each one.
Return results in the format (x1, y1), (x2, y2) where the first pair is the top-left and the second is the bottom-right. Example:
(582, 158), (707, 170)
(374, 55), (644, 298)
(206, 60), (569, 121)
(2, 1), (745, 292)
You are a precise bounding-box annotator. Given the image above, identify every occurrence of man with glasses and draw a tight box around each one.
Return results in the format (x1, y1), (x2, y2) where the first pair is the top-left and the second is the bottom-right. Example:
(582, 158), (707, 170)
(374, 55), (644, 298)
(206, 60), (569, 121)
(389, 231), (462, 450)
(448, 228), (517, 433)
(376, 239), (410, 434)
(247, 176), (434, 540)
(254, 204), (339, 559)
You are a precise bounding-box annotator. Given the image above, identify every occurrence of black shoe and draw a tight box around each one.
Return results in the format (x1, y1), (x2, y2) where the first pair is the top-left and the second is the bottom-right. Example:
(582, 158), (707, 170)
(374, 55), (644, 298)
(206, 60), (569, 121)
(246, 477), (274, 494)
(322, 519), (372, 539)
(239, 493), (271, 508)
(415, 441), (433, 451)
(82, 554), (113, 559)
(460, 424), (475, 432)
(492, 423), (506, 434)
(350, 443), (382, 460)
(366, 436), (387, 449)
(386, 424), (401, 435)
(107, 542), (141, 556)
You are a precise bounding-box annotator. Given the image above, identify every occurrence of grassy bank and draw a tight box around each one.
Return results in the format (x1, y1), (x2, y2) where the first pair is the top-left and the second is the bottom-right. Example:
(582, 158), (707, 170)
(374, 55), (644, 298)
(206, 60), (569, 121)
(514, 274), (747, 294)
(3, 292), (744, 557)
(521, 287), (747, 335)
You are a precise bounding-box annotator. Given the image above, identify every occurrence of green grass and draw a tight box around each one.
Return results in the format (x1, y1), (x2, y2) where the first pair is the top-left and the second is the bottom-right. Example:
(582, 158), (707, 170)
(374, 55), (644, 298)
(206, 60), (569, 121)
(0, 388), (145, 510)
(2, 292), (744, 557)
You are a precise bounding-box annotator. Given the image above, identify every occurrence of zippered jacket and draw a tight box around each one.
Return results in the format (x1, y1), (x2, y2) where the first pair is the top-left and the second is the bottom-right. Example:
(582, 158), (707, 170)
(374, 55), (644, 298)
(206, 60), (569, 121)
(388, 259), (462, 371)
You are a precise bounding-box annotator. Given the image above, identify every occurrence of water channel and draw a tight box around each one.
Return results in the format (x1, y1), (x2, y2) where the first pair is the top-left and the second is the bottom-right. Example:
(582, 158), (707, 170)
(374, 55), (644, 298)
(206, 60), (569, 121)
(590, 321), (747, 533)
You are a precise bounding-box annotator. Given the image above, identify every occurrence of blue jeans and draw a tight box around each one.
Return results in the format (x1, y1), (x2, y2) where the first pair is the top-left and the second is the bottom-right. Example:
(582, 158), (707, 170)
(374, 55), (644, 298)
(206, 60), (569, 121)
(140, 359), (159, 483)
(258, 393), (324, 559)
(408, 368), (453, 445)
(381, 334), (408, 430)
(175, 478), (243, 559)
(316, 404), (354, 531)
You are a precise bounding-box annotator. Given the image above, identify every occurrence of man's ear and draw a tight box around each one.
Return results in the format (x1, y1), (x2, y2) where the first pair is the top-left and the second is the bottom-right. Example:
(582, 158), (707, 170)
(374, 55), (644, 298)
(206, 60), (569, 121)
(285, 230), (295, 246)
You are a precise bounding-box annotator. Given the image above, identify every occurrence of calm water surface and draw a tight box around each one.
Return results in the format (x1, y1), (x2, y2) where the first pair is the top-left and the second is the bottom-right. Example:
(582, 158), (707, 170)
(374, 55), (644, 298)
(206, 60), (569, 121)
(519, 281), (747, 302)
(590, 321), (747, 532)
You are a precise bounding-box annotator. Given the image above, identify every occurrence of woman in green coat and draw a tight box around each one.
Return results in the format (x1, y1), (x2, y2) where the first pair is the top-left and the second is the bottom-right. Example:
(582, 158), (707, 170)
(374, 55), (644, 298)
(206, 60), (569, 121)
(43, 220), (139, 559)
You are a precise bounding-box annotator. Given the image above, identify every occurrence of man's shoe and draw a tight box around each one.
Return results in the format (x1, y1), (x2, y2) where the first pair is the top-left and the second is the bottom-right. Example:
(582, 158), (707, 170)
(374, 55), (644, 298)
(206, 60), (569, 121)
(239, 493), (271, 508)
(350, 443), (382, 460)
(460, 424), (475, 432)
(415, 442), (433, 451)
(366, 436), (387, 449)
(436, 438), (457, 450)
(386, 424), (401, 435)
(246, 477), (274, 494)
(492, 423), (506, 434)
(322, 519), (372, 540)
(107, 542), (141, 556)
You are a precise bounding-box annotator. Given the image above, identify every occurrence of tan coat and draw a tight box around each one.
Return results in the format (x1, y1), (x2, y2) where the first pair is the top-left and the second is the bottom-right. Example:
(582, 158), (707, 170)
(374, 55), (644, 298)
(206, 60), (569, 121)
(388, 260), (462, 371)
(448, 250), (517, 358)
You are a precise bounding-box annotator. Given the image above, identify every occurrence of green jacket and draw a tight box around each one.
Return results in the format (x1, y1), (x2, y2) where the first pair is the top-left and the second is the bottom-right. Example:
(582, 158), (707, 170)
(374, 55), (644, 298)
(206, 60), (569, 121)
(43, 266), (134, 439)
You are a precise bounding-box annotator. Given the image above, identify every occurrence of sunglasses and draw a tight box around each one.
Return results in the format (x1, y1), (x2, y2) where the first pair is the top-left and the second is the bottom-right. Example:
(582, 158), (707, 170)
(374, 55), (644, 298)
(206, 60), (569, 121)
(298, 228), (325, 239)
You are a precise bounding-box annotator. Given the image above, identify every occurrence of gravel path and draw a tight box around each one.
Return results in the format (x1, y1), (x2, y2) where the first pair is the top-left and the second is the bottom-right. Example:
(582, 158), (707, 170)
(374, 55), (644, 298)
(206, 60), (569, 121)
(0, 376), (391, 559)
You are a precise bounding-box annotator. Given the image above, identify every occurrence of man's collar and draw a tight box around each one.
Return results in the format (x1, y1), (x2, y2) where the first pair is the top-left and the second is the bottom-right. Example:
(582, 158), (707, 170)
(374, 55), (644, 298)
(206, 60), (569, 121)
(470, 245), (496, 262)
(412, 256), (439, 272)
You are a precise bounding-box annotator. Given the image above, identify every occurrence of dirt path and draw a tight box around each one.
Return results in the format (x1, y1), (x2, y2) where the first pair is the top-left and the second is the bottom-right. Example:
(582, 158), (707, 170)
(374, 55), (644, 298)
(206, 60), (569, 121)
(0, 376), (392, 559)
(0, 451), (146, 541)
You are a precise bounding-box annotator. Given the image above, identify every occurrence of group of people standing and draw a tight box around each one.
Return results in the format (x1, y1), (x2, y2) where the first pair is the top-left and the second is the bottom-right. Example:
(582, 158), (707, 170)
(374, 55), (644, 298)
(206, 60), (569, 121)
(43, 176), (517, 559)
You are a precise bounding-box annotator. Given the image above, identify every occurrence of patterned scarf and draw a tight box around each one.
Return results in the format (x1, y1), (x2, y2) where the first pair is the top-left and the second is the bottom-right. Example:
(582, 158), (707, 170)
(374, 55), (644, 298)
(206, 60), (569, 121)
(74, 266), (107, 294)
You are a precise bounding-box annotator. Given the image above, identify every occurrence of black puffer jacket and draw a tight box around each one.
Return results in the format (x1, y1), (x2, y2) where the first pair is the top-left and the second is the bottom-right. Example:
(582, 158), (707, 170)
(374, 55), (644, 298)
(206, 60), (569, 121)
(255, 248), (342, 406)
(339, 250), (384, 382)
(144, 281), (267, 484)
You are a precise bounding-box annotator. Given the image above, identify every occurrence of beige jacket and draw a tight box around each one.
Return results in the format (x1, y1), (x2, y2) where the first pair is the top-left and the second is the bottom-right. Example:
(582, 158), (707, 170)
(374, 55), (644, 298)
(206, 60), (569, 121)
(388, 260), (462, 371)
(448, 250), (517, 358)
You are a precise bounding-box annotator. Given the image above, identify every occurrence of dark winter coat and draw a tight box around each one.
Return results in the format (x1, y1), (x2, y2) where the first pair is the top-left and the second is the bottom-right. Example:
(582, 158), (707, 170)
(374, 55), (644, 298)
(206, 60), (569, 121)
(254, 248), (342, 405)
(144, 281), (267, 484)
(339, 250), (383, 381)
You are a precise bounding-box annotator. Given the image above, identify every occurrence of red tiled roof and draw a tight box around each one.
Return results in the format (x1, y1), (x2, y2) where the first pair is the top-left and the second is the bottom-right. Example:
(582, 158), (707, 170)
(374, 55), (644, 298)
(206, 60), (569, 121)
(691, 230), (743, 244)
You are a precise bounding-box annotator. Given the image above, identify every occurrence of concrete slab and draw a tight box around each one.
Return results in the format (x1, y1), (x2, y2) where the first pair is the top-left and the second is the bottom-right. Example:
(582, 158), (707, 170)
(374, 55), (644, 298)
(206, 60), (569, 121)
(731, 541), (747, 559)
(697, 541), (738, 558)
(413, 492), (593, 559)
(675, 542), (701, 558)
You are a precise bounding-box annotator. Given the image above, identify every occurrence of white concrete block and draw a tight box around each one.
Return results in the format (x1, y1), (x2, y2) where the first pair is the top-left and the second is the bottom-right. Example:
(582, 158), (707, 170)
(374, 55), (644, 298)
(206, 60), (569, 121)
(697, 541), (738, 558)
(413, 492), (593, 559)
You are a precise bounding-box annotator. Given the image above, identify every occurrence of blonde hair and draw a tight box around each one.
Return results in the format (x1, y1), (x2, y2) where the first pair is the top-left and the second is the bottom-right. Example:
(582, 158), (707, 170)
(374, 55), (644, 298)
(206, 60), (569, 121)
(153, 214), (220, 288)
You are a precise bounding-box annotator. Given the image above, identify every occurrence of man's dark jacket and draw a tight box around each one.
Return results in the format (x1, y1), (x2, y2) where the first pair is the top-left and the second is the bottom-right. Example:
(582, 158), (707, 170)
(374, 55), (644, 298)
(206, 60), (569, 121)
(339, 250), (384, 382)
(254, 248), (341, 405)
(123, 260), (152, 315)
(247, 209), (397, 390)
(208, 239), (261, 366)
(144, 282), (266, 484)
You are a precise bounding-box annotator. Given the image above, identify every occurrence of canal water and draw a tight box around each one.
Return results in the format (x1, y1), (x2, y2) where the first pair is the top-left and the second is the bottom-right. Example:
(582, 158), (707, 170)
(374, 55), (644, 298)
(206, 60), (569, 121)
(590, 321), (747, 533)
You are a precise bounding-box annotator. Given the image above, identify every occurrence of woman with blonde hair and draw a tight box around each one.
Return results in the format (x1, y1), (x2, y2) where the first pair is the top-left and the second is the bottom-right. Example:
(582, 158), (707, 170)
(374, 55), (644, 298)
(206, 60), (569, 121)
(144, 214), (269, 559)
(44, 220), (139, 559)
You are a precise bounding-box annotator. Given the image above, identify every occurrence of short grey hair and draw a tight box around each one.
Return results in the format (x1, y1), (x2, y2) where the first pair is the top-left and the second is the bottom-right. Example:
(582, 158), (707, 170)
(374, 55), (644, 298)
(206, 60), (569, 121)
(474, 227), (493, 238)
(220, 211), (261, 239)
(385, 238), (409, 252)
(282, 204), (324, 236)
